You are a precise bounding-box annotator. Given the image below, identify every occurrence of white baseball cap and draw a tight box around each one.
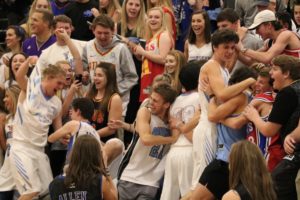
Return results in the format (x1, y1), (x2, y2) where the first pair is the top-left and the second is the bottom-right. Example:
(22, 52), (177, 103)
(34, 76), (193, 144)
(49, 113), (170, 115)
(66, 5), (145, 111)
(248, 10), (276, 30)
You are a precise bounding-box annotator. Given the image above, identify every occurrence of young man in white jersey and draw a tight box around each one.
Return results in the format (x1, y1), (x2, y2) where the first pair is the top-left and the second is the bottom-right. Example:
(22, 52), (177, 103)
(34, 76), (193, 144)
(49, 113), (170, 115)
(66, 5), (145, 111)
(191, 67), (257, 200)
(2, 61), (66, 200)
(48, 97), (124, 168)
(117, 83), (178, 200)
(160, 61), (202, 200)
(189, 29), (257, 196)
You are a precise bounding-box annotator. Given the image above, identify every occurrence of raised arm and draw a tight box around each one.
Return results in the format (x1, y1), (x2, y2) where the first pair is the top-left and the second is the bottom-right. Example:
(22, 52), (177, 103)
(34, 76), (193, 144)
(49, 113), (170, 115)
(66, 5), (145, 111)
(205, 62), (256, 102)
(57, 29), (84, 75)
(15, 56), (38, 92)
(61, 81), (82, 118)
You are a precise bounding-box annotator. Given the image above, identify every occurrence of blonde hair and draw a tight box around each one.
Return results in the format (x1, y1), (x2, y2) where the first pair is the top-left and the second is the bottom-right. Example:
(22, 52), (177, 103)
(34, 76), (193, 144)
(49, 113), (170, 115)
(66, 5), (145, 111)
(42, 64), (66, 80)
(165, 50), (186, 94)
(146, 0), (172, 10)
(145, 7), (166, 40)
(5, 85), (21, 120)
(120, 0), (146, 38)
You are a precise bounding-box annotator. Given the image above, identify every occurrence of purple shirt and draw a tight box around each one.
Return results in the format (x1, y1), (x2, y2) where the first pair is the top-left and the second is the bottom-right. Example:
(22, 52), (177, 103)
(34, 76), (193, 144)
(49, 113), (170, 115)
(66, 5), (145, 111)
(22, 35), (56, 57)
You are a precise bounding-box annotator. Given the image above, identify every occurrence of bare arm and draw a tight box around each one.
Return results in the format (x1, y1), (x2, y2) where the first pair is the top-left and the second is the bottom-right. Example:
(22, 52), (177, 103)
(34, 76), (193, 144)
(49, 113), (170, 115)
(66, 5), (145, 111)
(243, 104), (281, 137)
(169, 109), (200, 134)
(97, 94), (122, 138)
(208, 94), (245, 123)
(48, 121), (78, 143)
(135, 31), (172, 64)
(136, 107), (177, 146)
(102, 175), (117, 200)
(0, 115), (6, 150)
(222, 190), (241, 200)
(220, 115), (248, 129)
(184, 40), (189, 60)
(239, 31), (291, 64)
(61, 81), (82, 118)
(164, 11), (175, 41)
(57, 29), (83, 75)
(15, 56), (38, 91)
(205, 62), (256, 102)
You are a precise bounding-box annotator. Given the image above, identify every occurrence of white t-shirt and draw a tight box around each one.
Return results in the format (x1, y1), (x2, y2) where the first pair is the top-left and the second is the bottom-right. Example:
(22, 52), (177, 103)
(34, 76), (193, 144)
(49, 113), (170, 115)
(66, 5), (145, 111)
(35, 39), (86, 76)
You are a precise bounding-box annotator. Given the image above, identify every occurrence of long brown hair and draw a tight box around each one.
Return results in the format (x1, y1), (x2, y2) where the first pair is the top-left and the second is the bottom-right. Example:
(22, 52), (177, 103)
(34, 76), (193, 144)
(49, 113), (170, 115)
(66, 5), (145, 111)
(187, 10), (211, 44)
(87, 62), (119, 114)
(65, 135), (107, 188)
(229, 140), (277, 200)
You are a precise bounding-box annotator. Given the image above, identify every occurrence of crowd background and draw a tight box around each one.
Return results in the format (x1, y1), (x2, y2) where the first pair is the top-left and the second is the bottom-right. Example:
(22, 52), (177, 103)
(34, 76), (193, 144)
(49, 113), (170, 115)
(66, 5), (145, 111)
(0, 0), (300, 200)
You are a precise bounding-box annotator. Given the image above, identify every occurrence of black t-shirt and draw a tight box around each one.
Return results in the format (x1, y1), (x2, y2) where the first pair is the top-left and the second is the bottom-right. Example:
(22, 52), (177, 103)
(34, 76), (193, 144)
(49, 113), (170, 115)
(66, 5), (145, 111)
(234, 183), (252, 200)
(269, 85), (298, 140)
(65, 0), (98, 41)
(49, 174), (102, 200)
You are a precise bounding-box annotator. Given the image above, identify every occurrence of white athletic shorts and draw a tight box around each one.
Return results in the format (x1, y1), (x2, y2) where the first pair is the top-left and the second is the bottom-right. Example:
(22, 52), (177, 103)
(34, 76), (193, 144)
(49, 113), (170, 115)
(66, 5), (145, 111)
(8, 141), (53, 196)
(160, 146), (194, 200)
(0, 144), (15, 191)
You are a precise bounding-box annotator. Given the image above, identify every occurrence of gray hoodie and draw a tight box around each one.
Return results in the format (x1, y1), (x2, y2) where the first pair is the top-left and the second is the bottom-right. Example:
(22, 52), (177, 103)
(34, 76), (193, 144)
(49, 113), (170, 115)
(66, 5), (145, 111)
(82, 36), (138, 115)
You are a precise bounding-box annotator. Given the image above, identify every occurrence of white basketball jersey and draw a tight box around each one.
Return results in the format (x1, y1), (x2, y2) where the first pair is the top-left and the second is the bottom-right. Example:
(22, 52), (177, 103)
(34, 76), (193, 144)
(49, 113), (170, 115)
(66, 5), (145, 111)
(120, 113), (170, 187)
(13, 76), (62, 148)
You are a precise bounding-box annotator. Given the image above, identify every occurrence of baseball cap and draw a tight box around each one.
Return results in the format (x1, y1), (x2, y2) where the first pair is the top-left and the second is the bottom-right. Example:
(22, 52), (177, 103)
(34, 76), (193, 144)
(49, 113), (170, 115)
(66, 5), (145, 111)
(248, 10), (276, 30)
(253, 0), (270, 7)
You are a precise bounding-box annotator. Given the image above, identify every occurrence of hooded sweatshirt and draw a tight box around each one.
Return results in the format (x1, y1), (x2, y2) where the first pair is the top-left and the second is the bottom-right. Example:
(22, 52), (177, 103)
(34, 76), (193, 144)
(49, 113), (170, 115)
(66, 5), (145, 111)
(82, 36), (138, 116)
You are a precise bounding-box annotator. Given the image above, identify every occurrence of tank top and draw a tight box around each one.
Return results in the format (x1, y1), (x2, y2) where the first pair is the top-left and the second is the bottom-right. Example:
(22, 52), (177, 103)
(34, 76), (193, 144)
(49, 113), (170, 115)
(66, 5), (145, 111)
(234, 183), (252, 200)
(247, 92), (285, 171)
(66, 121), (101, 160)
(119, 109), (171, 187)
(187, 42), (212, 62)
(49, 174), (102, 200)
(140, 32), (166, 101)
(90, 94), (118, 142)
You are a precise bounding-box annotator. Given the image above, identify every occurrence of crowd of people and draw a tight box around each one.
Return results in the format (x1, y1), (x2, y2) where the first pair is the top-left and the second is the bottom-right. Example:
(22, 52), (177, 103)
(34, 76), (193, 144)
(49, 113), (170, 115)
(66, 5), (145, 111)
(0, 0), (300, 200)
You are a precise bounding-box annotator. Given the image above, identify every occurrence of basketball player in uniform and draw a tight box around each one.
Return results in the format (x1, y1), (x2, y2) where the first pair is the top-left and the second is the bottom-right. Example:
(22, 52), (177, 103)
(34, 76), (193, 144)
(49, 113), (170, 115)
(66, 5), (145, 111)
(117, 83), (178, 200)
(2, 60), (66, 200)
